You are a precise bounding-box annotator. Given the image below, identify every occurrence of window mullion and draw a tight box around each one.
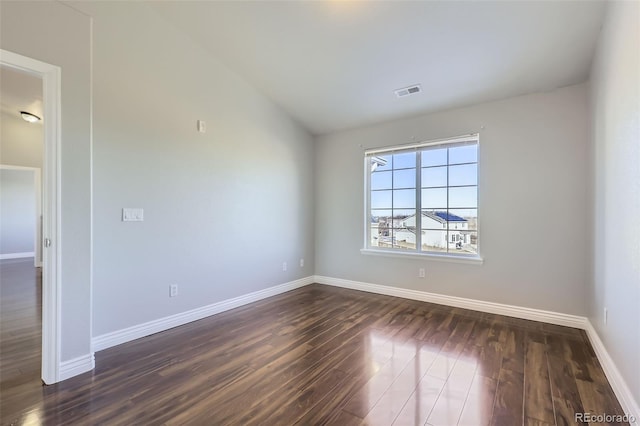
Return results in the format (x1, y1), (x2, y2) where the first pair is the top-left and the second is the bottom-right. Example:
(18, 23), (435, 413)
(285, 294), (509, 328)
(446, 148), (450, 254)
(391, 156), (394, 249)
(365, 156), (371, 249)
(416, 149), (422, 252)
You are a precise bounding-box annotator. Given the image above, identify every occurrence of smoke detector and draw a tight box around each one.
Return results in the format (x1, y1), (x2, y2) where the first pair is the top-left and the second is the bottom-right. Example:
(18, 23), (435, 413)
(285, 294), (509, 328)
(394, 84), (422, 98)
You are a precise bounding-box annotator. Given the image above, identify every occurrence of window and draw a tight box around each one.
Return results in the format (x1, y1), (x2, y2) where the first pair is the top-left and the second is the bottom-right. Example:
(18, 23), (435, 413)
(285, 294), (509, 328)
(365, 134), (479, 258)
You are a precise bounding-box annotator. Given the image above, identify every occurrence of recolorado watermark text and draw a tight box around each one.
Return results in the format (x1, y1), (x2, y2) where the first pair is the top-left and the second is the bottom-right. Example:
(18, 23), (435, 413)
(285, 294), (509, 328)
(575, 412), (636, 424)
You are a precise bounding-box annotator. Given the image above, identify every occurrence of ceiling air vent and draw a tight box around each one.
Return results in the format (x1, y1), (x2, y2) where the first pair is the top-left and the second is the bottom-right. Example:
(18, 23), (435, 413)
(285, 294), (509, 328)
(394, 84), (422, 98)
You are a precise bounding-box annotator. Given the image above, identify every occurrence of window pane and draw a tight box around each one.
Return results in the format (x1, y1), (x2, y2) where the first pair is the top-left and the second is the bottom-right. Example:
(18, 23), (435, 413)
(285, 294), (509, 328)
(421, 188), (447, 209)
(393, 228), (416, 250)
(393, 152), (416, 169)
(421, 230), (448, 253)
(393, 189), (415, 208)
(449, 144), (477, 164)
(448, 209), (477, 231)
(421, 148), (447, 167)
(370, 226), (382, 247)
(371, 209), (392, 223)
(371, 154), (392, 171)
(377, 228), (394, 248)
(392, 209), (415, 228)
(449, 164), (477, 186)
(394, 228), (416, 250)
(449, 186), (477, 208)
(371, 171), (392, 190)
(371, 190), (392, 209)
(447, 229), (473, 252)
(370, 209), (391, 245)
(453, 231), (477, 254)
(421, 210), (447, 230)
(393, 168), (416, 189)
(421, 166), (447, 188)
(444, 211), (469, 231)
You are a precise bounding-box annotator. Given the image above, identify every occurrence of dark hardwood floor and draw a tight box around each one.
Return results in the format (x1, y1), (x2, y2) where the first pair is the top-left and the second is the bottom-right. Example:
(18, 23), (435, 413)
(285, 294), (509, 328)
(0, 258), (42, 425)
(1, 259), (627, 425)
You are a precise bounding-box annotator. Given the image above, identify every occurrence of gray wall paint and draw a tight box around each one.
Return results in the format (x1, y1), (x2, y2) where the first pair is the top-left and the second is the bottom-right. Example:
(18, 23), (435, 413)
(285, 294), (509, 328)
(1, 1), (92, 361)
(316, 84), (590, 315)
(590, 0), (640, 405)
(0, 169), (36, 254)
(71, 2), (315, 336)
(1, 112), (43, 169)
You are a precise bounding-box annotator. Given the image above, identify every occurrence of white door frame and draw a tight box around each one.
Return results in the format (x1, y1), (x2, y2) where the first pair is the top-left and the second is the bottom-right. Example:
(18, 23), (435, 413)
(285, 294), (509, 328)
(1, 49), (62, 384)
(0, 165), (42, 267)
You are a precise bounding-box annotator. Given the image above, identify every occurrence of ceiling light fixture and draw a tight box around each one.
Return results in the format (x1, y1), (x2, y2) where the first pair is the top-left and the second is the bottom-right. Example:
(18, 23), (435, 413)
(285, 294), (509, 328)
(20, 111), (41, 123)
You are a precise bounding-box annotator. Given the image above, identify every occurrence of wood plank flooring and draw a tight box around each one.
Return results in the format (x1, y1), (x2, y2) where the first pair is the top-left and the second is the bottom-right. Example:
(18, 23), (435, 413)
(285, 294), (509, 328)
(0, 259), (628, 425)
(0, 258), (42, 425)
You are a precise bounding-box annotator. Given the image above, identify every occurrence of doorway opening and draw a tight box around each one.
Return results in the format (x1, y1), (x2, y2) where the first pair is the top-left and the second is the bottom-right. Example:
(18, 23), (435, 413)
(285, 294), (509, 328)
(0, 50), (62, 385)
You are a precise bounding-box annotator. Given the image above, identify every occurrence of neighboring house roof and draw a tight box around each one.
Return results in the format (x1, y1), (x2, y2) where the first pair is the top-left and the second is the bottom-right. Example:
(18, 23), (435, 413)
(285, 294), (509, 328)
(427, 211), (466, 223)
(403, 210), (467, 225)
(399, 210), (467, 232)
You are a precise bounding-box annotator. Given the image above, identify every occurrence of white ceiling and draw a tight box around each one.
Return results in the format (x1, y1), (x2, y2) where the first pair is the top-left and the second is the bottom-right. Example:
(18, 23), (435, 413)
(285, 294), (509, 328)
(150, 1), (606, 135)
(0, 65), (43, 122)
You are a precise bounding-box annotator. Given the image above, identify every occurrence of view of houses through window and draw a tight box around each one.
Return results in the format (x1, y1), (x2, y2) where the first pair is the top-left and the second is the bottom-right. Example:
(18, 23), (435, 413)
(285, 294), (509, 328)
(366, 136), (479, 256)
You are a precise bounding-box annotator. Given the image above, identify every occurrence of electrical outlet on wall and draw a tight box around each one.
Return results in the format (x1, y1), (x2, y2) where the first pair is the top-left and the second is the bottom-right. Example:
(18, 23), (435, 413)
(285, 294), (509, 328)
(300, 258), (304, 268)
(419, 268), (425, 278)
(282, 262), (287, 272)
(170, 284), (178, 297)
(604, 307), (608, 325)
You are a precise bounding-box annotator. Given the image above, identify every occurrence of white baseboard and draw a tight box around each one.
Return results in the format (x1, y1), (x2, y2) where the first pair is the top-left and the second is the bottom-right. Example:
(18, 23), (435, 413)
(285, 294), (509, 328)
(92, 276), (314, 352)
(313, 275), (587, 329)
(59, 353), (95, 381)
(0, 252), (35, 260)
(314, 275), (638, 423)
(584, 322), (639, 425)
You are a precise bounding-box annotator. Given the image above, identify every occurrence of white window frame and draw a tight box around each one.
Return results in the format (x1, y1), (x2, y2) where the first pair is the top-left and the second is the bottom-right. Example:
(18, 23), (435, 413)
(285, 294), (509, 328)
(361, 134), (482, 264)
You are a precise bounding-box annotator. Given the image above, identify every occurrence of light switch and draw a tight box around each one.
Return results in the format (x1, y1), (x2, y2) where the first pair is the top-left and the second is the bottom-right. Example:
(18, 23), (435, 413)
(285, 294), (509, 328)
(197, 120), (206, 133)
(122, 208), (144, 222)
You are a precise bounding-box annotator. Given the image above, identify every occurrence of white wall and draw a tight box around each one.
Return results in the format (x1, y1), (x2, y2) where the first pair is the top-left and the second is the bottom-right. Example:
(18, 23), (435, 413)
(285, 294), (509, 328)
(0, 169), (36, 255)
(1, 1), (92, 361)
(1, 112), (43, 264)
(0, 112), (43, 169)
(69, 2), (315, 337)
(589, 0), (640, 406)
(316, 84), (590, 315)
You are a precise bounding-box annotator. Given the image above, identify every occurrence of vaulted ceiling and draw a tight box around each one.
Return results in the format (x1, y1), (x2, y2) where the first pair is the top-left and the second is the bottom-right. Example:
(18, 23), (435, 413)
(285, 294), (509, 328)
(151, 1), (606, 135)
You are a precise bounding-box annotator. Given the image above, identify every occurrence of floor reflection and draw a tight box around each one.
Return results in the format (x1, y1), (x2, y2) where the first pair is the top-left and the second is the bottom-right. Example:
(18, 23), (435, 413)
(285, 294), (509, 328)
(357, 328), (487, 425)
(20, 409), (43, 426)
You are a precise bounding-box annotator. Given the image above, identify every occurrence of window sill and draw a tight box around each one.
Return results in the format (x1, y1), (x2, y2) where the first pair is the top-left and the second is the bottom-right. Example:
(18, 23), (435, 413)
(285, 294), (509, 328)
(360, 248), (484, 265)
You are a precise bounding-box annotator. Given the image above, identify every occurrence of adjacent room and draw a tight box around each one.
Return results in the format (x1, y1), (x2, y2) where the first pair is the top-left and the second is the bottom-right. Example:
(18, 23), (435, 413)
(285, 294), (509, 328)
(0, 1), (638, 425)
